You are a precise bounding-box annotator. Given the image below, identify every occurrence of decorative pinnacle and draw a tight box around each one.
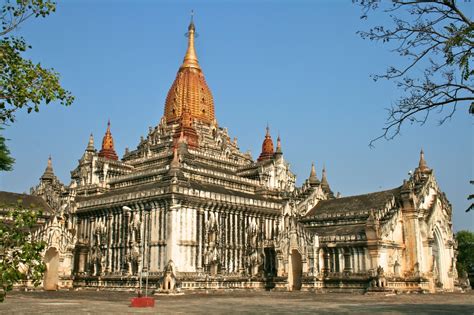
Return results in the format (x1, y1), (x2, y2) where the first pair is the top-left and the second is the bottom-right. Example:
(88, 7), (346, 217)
(170, 147), (180, 169)
(418, 148), (430, 172)
(41, 155), (54, 180)
(189, 10), (195, 30)
(310, 162), (316, 177)
(275, 134), (282, 154)
(321, 165), (329, 186)
(182, 11), (200, 70)
(309, 162), (320, 185)
(98, 120), (118, 160)
(86, 133), (95, 152)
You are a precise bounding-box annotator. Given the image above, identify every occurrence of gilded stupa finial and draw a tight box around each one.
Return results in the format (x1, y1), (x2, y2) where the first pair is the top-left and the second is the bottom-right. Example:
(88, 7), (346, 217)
(181, 11), (200, 70)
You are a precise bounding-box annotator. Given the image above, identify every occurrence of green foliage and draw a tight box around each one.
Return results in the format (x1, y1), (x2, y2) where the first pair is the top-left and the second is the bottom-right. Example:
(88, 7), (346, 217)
(444, 23), (474, 82)
(0, 201), (46, 302)
(0, 1), (74, 124)
(0, 128), (14, 171)
(456, 230), (474, 277)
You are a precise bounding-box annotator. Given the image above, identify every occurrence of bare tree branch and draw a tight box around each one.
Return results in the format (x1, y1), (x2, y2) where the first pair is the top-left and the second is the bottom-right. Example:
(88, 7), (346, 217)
(355, 0), (474, 146)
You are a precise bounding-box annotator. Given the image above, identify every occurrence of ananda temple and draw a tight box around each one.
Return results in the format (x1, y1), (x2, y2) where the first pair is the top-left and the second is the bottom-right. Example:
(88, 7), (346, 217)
(2, 19), (459, 293)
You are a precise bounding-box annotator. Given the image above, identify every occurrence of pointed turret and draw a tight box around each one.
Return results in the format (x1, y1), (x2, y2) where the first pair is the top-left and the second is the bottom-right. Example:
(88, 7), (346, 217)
(258, 126), (275, 162)
(167, 146), (185, 181)
(41, 155), (55, 181)
(170, 147), (180, 169)
(321, 165), (334, 197)
(98, 120), (119, 160)
(274, 135), (283, 159)
(86, 133), (96, 152)
(416, 148), (431, 173)
(308, 162), (320, 186)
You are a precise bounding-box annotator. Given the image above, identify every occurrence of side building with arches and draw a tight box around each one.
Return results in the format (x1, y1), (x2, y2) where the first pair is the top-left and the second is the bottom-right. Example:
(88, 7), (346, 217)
(300, 150), (457, 292)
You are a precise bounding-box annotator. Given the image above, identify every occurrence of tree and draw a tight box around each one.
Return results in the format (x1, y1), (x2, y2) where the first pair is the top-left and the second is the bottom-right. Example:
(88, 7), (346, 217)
(0, 0), (74, 168)
(354, 0), (473, 146)
(456, 230), (474, 278)
(0, 201), (46, 302)
(0, 129), (14, 171)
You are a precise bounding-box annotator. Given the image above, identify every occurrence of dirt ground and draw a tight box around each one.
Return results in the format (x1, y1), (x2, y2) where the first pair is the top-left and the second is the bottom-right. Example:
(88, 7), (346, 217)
(1, 289), (473, 314)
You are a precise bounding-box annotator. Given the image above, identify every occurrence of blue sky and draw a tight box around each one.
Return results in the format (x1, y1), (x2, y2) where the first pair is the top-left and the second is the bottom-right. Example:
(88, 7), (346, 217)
(0, 0), (472, 231)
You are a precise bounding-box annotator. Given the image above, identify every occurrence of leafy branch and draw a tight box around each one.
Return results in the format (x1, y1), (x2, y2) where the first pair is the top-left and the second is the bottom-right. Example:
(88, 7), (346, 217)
(0, 201), (46, 302)
(0, 0), (74, 124)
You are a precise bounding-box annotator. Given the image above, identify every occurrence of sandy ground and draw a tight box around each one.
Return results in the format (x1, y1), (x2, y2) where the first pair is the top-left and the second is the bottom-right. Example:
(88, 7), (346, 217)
(0, 289), (473, 314)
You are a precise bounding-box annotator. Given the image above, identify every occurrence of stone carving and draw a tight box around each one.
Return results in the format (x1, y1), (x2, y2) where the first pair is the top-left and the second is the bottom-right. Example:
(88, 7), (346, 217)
(127, 212), (141, 275)
(204, 213), (220, 275)
(246, 221), (262, 276)
(160, 260), (178, 292)
(89, 221), (107, 276)
(370, 266), (387, 288)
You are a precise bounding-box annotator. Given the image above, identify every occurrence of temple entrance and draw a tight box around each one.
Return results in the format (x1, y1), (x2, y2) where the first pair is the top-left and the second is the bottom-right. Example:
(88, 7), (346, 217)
(43, 247), (59, 291)
(264, 248), (277, 277)
(288, 249), (302, 291)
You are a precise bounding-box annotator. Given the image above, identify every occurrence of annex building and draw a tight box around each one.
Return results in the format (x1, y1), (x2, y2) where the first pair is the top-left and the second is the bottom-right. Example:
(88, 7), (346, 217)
(20, 20), (458, 293)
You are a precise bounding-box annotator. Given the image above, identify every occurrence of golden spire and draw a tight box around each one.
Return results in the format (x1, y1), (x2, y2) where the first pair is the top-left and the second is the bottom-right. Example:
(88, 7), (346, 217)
(181, 11), (201, 71)
(163, 14), (215, 125)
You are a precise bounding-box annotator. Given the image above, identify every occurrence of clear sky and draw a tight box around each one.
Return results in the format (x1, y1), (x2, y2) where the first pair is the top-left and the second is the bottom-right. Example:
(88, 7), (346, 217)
(0, 0), (472, 231)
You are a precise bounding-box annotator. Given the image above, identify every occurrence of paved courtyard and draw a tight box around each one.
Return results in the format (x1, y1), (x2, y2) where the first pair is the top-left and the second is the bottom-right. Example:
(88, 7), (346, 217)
(0, 290), (473, 314)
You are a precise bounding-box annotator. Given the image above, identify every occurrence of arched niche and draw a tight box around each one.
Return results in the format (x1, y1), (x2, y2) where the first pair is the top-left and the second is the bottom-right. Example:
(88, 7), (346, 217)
(43, 247), (60, 291)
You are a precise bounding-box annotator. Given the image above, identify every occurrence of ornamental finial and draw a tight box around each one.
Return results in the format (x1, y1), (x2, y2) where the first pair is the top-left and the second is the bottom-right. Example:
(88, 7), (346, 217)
(182, 11), (200, 70)
(98, 120), (118, 160)
(417, 148), (430, 173)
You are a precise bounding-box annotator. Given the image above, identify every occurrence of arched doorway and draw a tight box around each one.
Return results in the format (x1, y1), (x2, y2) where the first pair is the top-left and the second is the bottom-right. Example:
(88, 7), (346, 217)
(43, 247), (59, 291)
(288, 249), (302, 291)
